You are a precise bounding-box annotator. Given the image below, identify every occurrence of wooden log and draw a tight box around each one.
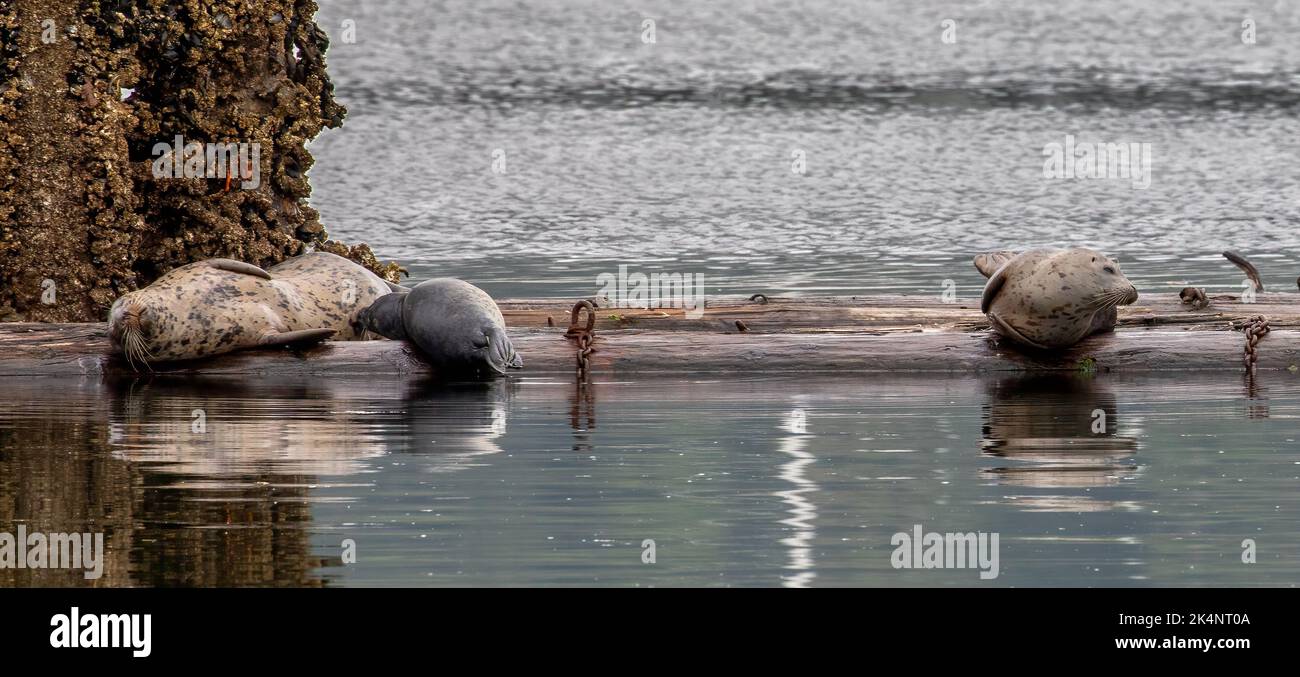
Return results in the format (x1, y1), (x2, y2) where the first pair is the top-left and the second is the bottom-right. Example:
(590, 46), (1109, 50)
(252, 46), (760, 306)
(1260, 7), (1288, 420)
(499, 293), (1300, 333)
(2, 319), (1298, 377)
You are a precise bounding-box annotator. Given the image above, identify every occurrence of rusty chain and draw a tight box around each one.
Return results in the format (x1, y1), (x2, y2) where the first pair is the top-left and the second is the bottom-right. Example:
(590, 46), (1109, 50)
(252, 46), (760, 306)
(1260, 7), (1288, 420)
(1234, 315), (1270, 374)
(565, 300), (597, 381)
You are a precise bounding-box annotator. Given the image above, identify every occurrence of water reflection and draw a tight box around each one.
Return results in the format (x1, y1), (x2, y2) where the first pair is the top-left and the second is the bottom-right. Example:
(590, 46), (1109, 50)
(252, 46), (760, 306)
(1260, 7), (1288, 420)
(775, 407), (818, 588)
(0, 378), (329, 586)
(107, 377), (387, 476)
(3, 373), (1297, 586)
(979, 375), (1142, 512)
(569, 382), (596, 454)
(1244, 373), (1270, 419)
(0, 376), (516, 586)
(399, 378), (515, 471)
(0, 380), (132, 586)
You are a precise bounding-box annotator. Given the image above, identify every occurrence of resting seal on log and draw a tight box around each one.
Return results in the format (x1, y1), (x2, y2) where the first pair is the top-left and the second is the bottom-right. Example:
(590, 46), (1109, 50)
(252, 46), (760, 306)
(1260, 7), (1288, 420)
(974, 248), (1139, 349)
(107, 252), (398, 367)
(356, 278), (522, 376)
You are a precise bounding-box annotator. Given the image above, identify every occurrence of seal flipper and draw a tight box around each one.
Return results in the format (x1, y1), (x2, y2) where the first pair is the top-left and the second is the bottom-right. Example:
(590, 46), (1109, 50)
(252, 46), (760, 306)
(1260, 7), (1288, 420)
(481, 326), (522, 374)
(980, 265), (1008, 314)
(988, 313), (1050, 350)
(974, 251), (1019, 279)
(259, 328), (336, 347)
(206, 259), (273, 280)
(1086, 306), (1119, 337)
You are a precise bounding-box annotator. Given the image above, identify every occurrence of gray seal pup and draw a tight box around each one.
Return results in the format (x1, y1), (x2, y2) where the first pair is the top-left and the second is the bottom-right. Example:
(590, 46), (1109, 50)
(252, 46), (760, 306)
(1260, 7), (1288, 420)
(974, 248), (1139, 349)
(355, 278), (522, 376)
(107, 252), (400, 367)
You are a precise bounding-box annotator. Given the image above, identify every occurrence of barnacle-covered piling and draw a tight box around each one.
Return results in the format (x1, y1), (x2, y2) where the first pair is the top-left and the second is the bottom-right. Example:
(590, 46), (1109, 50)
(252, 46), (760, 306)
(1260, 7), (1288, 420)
(0, 0), (400, 322)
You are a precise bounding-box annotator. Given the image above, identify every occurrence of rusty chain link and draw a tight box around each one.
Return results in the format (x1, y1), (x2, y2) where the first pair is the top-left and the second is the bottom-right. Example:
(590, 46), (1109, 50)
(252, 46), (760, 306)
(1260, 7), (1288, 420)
(565, 300), (597, 382)
(1235, 315), (1270, 374)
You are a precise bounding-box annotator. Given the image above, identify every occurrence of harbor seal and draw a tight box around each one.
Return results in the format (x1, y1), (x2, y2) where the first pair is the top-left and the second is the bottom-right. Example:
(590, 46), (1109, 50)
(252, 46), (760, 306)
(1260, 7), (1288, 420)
(355, 278), (522, 376)
(974, 248), (1139, 349)
(107, 252), (400, 367)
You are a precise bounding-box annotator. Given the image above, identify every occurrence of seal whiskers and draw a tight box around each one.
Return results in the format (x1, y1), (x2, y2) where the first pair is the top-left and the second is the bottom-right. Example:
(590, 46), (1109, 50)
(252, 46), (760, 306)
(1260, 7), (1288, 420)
(123, 327), (155, 371)
(109, 300), (155, 371)
(1085, 287), (1136, 313)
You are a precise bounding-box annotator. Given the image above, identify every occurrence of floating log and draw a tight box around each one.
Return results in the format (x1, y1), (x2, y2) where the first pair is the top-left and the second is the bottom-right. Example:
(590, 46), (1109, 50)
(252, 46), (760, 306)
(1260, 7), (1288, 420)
(498, 292), (1300, 332)
(2, 294), (1298, 376)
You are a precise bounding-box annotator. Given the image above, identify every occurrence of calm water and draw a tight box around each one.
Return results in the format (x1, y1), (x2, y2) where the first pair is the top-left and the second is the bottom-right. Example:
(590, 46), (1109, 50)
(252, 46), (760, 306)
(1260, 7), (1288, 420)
(309, 0), (1300, 299)
(2, 373), (1297, 587)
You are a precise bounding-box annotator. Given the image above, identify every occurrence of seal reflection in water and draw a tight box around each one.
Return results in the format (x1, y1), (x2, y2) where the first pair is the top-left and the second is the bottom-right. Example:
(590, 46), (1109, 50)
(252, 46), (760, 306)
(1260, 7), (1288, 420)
(107, 252), (398, 368)
(975, 248), (1139, 349)
(397, 378), (515, 470)
(356, 278), (522, 377)
(980, 374), (1141, 511)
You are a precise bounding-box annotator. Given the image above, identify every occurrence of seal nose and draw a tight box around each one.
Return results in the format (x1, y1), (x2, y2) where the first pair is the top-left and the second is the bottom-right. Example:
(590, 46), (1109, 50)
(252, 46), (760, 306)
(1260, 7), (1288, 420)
(109, 300), (154, 365)
(1123, 286), (1139, 305)
(106, 300), (131, 349)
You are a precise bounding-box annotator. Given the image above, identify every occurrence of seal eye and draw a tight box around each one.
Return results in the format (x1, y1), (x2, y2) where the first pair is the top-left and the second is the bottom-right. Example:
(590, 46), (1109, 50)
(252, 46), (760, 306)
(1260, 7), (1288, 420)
(1103, 266), (1116, 274)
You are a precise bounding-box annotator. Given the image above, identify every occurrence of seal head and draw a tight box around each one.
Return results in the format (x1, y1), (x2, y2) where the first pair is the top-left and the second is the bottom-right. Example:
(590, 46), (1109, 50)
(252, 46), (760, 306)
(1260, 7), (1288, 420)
(975, 248), (1139, 349)
(354, 291), (409, 341)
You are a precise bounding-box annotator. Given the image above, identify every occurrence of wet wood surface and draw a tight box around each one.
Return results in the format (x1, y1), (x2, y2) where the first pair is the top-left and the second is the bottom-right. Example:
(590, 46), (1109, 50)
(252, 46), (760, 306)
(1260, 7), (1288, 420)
(498, 292), (1300, 332)
(3, 294), (1298, 376)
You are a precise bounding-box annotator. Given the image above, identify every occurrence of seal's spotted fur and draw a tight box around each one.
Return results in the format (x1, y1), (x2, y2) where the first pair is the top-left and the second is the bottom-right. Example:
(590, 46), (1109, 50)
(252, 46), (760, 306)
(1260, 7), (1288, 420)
(976, 248), (1139, 350)
(107, 252), (396, 366)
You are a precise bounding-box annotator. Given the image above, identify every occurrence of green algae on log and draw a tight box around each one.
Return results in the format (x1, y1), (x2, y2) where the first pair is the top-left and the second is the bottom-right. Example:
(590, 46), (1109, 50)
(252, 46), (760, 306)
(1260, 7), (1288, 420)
(0, 0), (402, 322)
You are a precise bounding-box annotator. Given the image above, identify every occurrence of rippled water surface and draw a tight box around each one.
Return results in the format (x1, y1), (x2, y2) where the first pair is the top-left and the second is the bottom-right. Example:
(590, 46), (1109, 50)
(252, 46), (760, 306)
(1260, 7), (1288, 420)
(309, 0), (1300, 299)
(2, 373), (1298, 586)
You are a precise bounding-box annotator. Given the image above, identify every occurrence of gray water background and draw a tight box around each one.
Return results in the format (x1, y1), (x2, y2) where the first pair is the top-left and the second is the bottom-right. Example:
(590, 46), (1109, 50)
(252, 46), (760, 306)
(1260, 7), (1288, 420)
(310, 0), (1300, 299)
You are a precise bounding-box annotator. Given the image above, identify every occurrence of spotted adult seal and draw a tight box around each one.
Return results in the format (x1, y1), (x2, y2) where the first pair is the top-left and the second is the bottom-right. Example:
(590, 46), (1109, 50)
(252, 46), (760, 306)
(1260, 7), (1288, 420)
(355, 278), (522, 376)
(974, 248), (1139, 349)
(107, 252), (400, 367)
